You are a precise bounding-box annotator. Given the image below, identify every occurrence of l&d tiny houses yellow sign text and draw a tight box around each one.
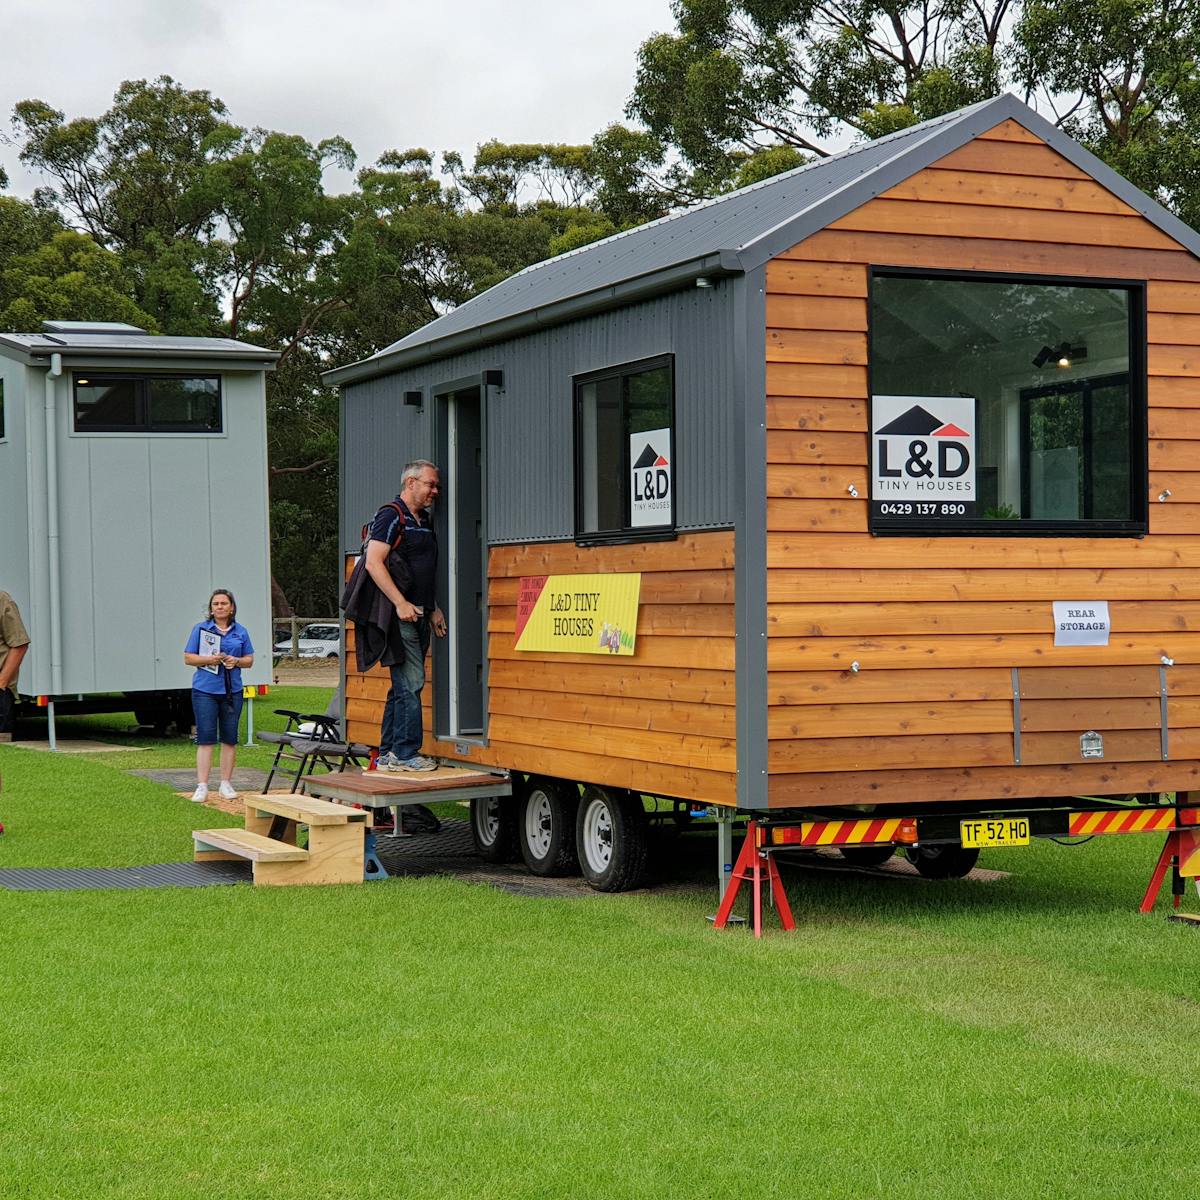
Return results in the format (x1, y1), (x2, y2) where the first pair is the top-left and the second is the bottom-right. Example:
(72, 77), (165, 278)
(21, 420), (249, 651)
(514, 573), (641, 655)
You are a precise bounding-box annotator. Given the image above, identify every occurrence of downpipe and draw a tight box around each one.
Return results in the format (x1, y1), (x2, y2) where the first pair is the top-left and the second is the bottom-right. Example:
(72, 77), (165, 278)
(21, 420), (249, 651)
(44, 352), (63, 697)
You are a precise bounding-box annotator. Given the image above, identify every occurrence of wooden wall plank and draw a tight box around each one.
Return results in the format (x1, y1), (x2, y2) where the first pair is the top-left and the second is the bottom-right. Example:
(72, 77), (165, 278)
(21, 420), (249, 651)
(1150, 282), (1200, 314)
(881, 168), (1135, 215)
(767, 533), (1200, 569)
(766, 600), (1200, 636)
(767, 760), (1200, 808)
(488, 687), (735, 739)
(768, 567), (1200, 602)
(768, 465), (871, 499)
(1018, 666), (1160, 698)
(765, 398), (867, 432)
(767, 431), (867, 465)
(1146, 409), (1200, 440)
(778, 229), (1200, 282)
(766, 362), (868, 397)
(766, 329), (868, 365)
(490, 531), (734, 575)
(769, 732), (1014, 772)
(769, 667), (1014, 706)
(1148, 313), (1200, 345)
(764, 261), (868, 297)
(767, 635), (1194, 672)
(487, 659), (736, 706)
(768, 700), (1012, 739)
(933, 140), (1100, 180)
(1019, 697), (1160, 731)
(975, 120), (1049, 145)
(1019, 729), (1162, 765)
(766, 295), (866, 330)
(828, 199), (1181, 251)
(488, 714), (736, 773)
(766, 499), (866, 532)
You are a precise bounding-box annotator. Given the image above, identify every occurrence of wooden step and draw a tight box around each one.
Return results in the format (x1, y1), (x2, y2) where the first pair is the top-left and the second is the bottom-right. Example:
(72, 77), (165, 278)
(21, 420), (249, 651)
(243, 793), (368, 826)
(193, 828), (309, 862)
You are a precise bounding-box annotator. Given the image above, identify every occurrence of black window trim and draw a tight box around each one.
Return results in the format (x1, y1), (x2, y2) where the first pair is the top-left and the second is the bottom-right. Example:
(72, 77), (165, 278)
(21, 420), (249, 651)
(71, 371), (224, 434)
(573, 352), (677, 546)
(867, 265), (1148, 538)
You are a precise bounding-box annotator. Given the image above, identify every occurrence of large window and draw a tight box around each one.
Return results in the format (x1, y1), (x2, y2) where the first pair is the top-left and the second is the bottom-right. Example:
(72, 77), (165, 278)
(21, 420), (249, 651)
(575, 356), (675, 541)
(869, 271), (1145, 534)
(73, 373), (222, 433)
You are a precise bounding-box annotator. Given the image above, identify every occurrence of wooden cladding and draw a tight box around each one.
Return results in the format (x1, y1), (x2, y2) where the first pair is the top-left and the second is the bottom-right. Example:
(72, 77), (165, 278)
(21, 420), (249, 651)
(765, 118), (1200, 808)
(344, 531), (738, 806)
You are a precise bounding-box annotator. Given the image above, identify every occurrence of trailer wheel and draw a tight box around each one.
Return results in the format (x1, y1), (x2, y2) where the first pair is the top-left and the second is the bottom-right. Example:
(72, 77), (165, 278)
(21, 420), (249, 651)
(519, 777), (579, 876)
(906, 843), (980, 879)
(838, 844), (895, 868)
(576, 786), (649, 892)
(470, 795), (519, 863)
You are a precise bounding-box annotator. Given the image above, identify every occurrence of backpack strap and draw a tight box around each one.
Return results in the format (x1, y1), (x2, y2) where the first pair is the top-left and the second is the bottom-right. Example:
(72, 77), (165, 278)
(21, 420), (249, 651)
(361, 502), (406, 552)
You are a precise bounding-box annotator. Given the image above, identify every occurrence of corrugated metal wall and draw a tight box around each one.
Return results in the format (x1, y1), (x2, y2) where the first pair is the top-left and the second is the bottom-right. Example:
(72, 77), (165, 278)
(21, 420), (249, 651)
(340, 281), (739, 548)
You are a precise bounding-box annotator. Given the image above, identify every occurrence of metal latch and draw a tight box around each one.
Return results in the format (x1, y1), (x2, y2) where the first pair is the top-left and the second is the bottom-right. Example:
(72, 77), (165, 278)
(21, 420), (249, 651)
(1080, 730), (1104, 760)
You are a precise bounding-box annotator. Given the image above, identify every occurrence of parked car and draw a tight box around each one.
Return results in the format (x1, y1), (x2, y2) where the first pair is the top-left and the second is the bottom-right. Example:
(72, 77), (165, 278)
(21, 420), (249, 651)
(273, 623), (341, 659)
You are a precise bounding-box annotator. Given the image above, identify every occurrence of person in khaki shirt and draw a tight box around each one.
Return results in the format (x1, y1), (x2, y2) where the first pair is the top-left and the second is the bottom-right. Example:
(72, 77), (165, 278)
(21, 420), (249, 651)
(0, 591), (31, 742)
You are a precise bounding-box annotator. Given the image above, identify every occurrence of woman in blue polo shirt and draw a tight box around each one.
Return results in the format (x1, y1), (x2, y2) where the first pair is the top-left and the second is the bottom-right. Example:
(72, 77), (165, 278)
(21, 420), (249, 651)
(183, 589), (255, 803)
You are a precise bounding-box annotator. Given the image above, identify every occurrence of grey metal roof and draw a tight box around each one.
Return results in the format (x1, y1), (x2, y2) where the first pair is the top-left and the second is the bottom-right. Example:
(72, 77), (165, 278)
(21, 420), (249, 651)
(0, 330), (279, 366)
(324, 93), (1200, 386)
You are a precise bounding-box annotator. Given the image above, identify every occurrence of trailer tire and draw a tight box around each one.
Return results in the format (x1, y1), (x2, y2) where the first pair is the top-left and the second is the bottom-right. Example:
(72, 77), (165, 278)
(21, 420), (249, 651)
(576, 786), (649, 892)
(906, 843), (980, 879)
(838, 844), (895, 868)
(519, 777), (579, 877)
(470, 795), (520, 863)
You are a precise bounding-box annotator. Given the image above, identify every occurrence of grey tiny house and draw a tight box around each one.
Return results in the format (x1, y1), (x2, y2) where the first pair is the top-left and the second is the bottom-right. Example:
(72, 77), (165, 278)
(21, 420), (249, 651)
(0, 321), (277, 741)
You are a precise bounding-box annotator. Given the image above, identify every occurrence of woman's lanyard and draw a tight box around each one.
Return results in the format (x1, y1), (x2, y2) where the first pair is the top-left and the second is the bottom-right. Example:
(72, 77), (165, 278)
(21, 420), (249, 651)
(215, 625), (233, 697)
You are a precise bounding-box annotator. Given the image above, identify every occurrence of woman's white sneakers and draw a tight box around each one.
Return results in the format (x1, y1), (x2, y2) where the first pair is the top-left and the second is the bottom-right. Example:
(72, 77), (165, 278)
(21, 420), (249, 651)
(218, 781), (238, 800)
(191, 783), (209, 803)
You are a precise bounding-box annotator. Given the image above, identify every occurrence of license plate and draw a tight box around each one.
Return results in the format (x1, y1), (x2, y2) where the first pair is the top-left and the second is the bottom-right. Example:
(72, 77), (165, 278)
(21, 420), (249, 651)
(959, 817), (1030, 849)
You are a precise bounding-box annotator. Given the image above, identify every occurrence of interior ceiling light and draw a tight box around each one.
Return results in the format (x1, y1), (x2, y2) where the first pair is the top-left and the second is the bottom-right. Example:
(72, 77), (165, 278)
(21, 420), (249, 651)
(1033, 341), (1088, 369)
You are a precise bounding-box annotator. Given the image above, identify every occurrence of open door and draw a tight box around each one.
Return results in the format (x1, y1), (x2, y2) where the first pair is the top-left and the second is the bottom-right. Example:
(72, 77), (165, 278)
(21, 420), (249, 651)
(433, 384), (486, 740)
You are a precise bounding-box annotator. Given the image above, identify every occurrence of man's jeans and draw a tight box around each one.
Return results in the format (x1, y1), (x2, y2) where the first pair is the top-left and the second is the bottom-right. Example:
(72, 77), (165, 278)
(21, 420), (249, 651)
(381, 616), (430, 760)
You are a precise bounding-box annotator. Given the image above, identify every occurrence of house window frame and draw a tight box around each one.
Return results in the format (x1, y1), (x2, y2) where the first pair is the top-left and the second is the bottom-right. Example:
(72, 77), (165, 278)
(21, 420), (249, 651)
(71, 371), (224, 434)
(573, 353), (677, 546)
(867, 266), (1148, 537)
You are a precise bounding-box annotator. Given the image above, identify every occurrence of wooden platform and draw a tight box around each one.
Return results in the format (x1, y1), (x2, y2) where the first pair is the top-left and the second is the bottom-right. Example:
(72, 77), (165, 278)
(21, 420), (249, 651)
(301, 766), (511, 809)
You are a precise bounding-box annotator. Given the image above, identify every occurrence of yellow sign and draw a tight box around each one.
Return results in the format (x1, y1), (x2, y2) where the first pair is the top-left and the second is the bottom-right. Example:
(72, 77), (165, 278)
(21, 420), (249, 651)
(514, 573), (641, 655)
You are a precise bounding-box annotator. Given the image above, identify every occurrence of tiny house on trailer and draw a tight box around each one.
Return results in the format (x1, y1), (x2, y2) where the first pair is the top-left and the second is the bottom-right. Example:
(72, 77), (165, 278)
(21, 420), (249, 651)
(0, 321), (277, 744)
(326, 94), (1200, 894)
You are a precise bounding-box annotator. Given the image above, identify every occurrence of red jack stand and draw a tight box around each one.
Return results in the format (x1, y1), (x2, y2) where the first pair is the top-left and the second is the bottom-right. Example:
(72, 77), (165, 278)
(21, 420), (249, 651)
(712, 820), (795, 938)
(1140, 828), (1200, 914)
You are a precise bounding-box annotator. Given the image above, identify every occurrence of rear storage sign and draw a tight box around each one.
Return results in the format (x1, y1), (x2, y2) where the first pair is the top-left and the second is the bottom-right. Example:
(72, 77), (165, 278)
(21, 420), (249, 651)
(871, 395), (977, 521)
(514, 573), (641, 655)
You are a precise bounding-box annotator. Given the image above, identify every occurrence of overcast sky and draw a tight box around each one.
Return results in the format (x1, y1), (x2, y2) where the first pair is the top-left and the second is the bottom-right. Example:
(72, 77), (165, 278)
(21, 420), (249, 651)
(1, 0), (676, 201)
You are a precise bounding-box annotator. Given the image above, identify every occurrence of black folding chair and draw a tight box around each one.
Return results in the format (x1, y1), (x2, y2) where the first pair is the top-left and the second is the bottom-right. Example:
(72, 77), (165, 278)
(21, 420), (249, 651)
(260, 690), (369, 793)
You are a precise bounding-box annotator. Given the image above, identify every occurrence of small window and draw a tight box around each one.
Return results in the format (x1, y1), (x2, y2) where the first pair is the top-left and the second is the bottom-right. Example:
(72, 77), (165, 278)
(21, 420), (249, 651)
(869, 272), (1145, 534)
(73, 373), (222, 433)
(575, 356), (675, 541)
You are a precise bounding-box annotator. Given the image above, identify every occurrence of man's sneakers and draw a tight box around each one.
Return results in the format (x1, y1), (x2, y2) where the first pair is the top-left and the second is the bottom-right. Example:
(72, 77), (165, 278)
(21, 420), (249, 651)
(218, 781), (238, 800)
(191, 783), (209, 803)
(392, 754), (438, 772)
(377, 752), (438, 773)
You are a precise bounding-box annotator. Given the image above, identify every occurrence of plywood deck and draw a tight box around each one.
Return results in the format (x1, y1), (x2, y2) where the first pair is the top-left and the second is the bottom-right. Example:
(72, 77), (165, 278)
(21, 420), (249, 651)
(302, 767), (511, 808)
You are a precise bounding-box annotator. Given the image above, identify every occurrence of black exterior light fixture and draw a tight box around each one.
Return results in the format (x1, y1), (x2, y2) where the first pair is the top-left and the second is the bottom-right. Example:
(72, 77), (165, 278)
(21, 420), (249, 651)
(483, 369), (504, 391)
(404, 390), (423, 407)
(1033, 341), (1088, 369)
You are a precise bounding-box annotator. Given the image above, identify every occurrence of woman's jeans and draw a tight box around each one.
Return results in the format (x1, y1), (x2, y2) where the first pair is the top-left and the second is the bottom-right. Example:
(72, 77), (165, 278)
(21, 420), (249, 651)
(381, 616), (430, 760)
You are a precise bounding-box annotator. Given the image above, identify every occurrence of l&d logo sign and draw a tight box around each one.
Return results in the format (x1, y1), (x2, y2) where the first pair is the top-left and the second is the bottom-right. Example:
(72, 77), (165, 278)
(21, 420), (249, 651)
(871, 395), (977, 521)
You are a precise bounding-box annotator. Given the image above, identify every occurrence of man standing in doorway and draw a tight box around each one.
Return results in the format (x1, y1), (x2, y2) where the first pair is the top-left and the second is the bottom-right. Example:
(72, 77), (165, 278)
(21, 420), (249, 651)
(0, 591), (31, 743)
(364, 460), (448, 771)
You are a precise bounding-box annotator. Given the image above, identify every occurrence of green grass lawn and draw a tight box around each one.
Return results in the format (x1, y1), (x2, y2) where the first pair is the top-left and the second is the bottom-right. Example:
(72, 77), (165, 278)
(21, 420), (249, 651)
(1, 690), (1197, 1199)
